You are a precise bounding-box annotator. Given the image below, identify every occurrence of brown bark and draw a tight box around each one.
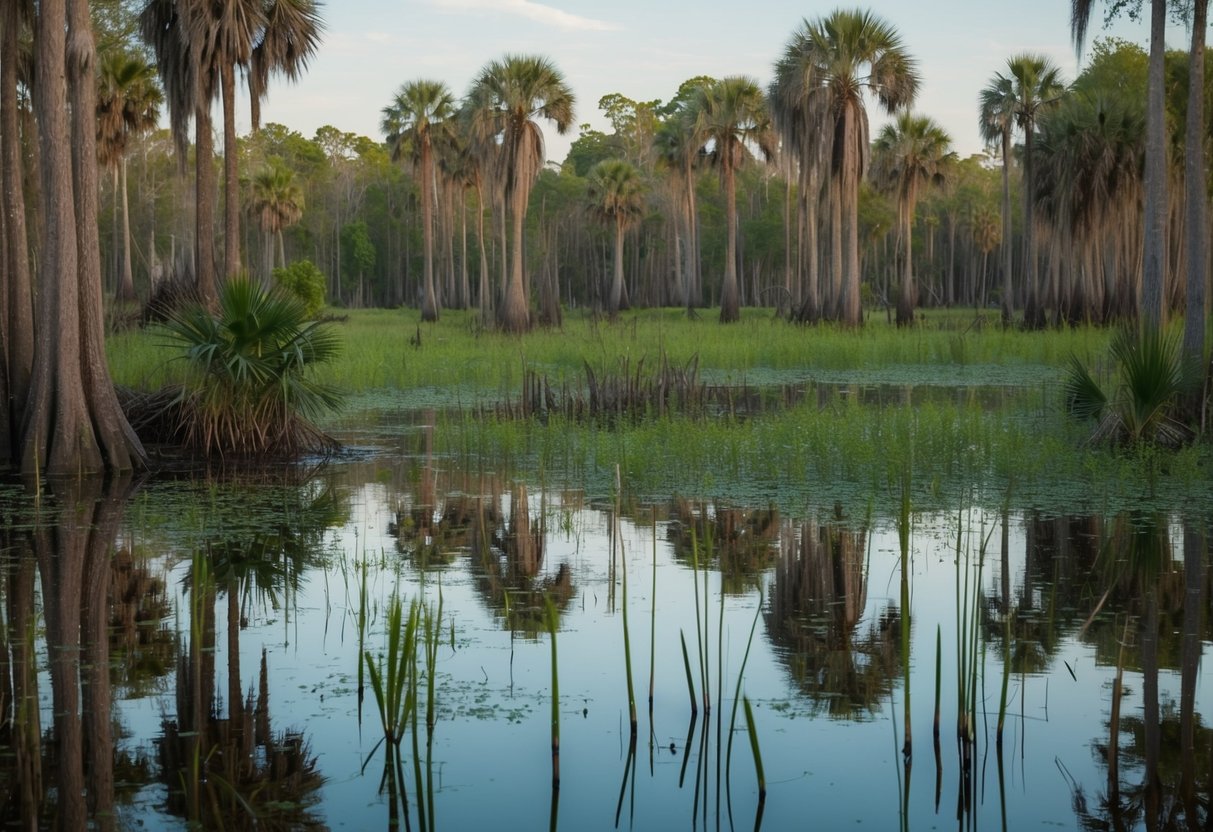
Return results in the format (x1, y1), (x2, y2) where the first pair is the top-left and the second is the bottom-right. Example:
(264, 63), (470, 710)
(222, 60), (241, 279)
(195, 104), (217, 305)
(719, 155), (740, 323)
(21, 0), (144, 475)
(2, 0), (33, 451)
(1183, 0), (1208, 376)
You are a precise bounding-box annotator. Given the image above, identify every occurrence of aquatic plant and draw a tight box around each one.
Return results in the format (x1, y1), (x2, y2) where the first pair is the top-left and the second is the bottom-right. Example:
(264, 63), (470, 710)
(147, 277), (343, 458)
(1065, 325), (1191, 447)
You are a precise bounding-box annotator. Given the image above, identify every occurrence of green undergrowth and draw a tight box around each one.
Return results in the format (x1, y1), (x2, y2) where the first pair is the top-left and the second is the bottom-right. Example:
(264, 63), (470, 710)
(431, 394), (1210, 520)
(109, 307), (1118, 397)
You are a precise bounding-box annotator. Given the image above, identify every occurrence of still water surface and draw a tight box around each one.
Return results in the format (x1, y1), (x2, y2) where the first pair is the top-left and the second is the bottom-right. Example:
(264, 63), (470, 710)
(1, 418), (1209, 830)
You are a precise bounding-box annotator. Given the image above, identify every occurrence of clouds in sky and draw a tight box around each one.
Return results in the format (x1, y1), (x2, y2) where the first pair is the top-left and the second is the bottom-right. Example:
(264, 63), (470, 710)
(428, 0), (619, 31)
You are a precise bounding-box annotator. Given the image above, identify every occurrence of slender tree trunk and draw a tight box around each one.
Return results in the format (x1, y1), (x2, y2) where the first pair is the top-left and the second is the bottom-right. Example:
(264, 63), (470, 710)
(610, 215), (625, 315)
(221, 61), (240, 279)
(1142, 0), (1168, 331)
(1000, 129), (1014, 325)
(1183, 0), (1208, 379)
(842, 106), (862, 326)
(116, 157), (137, 302)
(2, 0), (33, 453)
(195, 103), (217, 304)
(501, 153), (531, 333)
(420, 140), (438, 321)
(896, 187), (917, 326)
(720, 158), (740, 323)
(476, 180), (491, 321)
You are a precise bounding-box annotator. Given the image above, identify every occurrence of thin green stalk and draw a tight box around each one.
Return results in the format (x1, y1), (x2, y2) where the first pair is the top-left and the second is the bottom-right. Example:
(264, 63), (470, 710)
(742, 696), (765, 799)
(649, 512), (657, 718)
(690, 527), (709, 715)
(899, 474), (912, 759)
(680, 630), (698, 716)
(546, 595), (561, 790)
(725, 589), (764, 822)
(621, 532), (637, 738)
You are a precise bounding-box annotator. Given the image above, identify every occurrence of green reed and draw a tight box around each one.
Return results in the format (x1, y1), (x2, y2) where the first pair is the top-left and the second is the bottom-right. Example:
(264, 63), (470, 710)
(545, 595), (561, 791)
(680, 630), (698, 715)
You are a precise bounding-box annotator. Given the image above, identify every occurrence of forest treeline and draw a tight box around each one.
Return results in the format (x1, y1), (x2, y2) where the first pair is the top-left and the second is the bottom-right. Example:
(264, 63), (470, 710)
(1, 0), (1211, 472)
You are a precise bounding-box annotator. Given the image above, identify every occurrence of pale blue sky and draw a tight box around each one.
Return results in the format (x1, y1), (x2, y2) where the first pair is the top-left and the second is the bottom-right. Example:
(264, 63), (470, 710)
(251, 0), (1159, 164)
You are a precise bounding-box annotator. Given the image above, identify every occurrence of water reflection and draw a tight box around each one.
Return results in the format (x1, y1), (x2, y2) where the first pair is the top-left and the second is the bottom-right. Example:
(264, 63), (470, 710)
(764, 507), (902, 718)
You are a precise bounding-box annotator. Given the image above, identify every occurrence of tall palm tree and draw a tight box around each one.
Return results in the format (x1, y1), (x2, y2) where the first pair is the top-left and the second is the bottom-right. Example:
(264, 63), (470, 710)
(246, 162), (304, 278)
(780, 10), (919, 326)
(871, 112), (953, 326)
(140, 0), (221, 304)
(654, 107), (706, 312)
(247, 0), (323, 134)
(468, 54), (575, 334)
(1073, 0), (1167, 332)
(979, 72), (1017, 325)
(691, 76), (775, 323)
(97, 50), (163, 303)
(1005, 53), (1064, 328)
(585, 159), (646, 316)
(770, 51), (830, 323)
(382, 80), (457, 322)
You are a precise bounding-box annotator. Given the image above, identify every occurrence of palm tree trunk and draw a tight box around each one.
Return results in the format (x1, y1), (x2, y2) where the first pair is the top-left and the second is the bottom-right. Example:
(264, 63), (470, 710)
(221, 60), (240, 280)
(1183, 0), (1208, 374)
(610, 215), (625, 315)
(720, 157), (740, 323)
(1142, 0), (1168, 331)
(896, 188), (916, 326)
(842, 105), (862, 326)
(195, 104), (217, 305)
(1000, 130), (1013, 325)
(476, 180), (491, 321)
(117, 157), (137, 302)
(502, 173), (530, 333)
(420, 141), (438, 322)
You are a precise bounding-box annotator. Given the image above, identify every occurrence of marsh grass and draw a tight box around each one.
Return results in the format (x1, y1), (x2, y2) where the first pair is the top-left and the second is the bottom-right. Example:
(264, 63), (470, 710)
(111, 307), (1115, 398)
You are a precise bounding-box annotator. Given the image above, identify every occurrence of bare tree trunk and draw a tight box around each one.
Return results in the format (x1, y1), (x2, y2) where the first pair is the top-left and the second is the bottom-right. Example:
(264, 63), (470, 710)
(1183, 0), (1208, 377)
(720, 159), (740, 323)
(1000, 130), (1013, 325)
(420, 141), (438, 321)
(116, 157), (138, 302)
(841, 105), (862, 326)
(1142, 0), (1169, 331)
(2, 0), (34, 454)
(221, 60), (241, 280)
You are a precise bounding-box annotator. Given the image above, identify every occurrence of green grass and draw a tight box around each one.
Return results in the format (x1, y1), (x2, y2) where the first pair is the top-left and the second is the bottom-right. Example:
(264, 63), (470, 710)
(107, 307), (1210, 517)
(110, 307), (1117, 398)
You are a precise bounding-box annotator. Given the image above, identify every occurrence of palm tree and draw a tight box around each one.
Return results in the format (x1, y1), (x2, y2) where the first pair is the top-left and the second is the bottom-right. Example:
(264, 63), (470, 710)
(140, 0), (221, 304)
(247, 0), (323, 134)
(246, 162), (304, 278)
(769, 51), (830, 322)
(1073, 0), (1167, 332)
(382, 80), (457, 322)
(691, 76), (775, 323)
(585, 159), (646, 316)
(1005, 53), (1064, 328)
(871, 113), (953, 326)
(468, 54), (575, 334)
(1181, 0), (1208, 379)
(654, 107), (706, 312)
(97, 50), (163, 303)
(779, 10), (919, 326)
(979, 72), (1017, 324)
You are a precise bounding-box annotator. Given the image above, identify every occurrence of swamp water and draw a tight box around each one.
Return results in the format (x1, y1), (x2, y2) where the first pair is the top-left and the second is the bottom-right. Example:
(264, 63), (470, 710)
(0, 405), (1209, 831)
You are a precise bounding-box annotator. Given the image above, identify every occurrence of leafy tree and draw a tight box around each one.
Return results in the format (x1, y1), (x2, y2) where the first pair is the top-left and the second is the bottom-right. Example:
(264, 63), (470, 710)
(468, 54), (575, 333)
(979, 71), (1019, 325)
(273, 259), (326, 317)
(340, 221), (376, 303)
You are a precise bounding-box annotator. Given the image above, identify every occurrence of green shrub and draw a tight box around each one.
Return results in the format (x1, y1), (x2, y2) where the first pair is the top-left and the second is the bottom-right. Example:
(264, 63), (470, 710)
(161, 277), (342, 457)
(273, 260), (327, 318)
